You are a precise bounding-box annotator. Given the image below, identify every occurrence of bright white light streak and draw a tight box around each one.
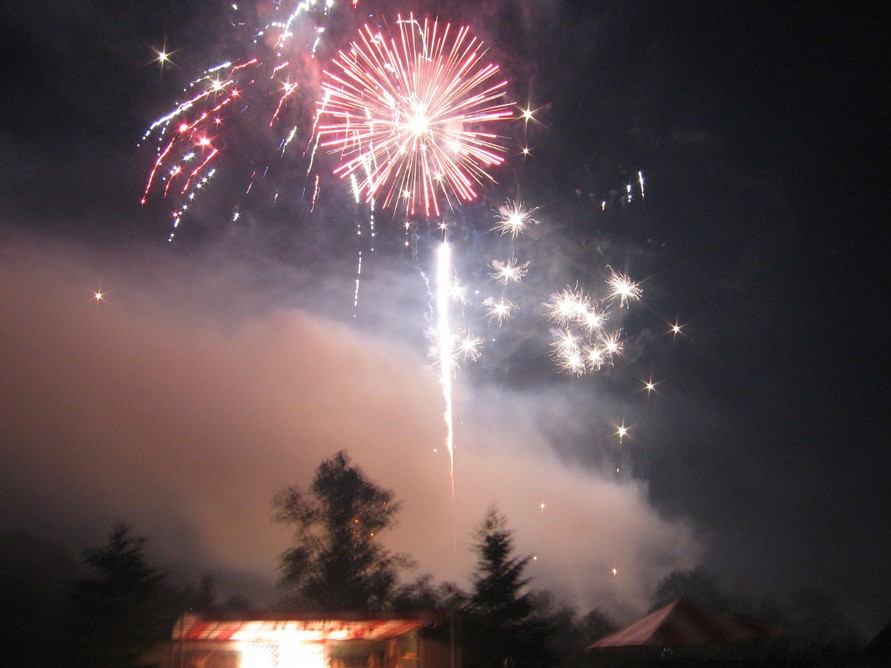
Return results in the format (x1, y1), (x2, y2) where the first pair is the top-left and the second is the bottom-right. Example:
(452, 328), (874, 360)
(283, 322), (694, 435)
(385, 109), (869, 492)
(436, 242), (455, 497)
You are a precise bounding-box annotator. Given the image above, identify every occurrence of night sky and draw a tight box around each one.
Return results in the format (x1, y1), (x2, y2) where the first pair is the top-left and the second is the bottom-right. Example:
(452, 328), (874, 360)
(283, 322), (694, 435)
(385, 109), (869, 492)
(1, 1), (887, 635)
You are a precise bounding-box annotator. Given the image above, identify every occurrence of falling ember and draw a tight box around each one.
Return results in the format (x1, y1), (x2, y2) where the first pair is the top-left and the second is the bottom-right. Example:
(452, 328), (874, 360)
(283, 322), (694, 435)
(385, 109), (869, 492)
(317, 13), (512, 217)
(616, 423), (628, 443)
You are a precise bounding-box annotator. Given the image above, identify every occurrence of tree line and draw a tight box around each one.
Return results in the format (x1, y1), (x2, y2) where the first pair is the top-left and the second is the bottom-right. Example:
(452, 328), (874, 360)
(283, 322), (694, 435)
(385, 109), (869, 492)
(0, 450), (869, 667)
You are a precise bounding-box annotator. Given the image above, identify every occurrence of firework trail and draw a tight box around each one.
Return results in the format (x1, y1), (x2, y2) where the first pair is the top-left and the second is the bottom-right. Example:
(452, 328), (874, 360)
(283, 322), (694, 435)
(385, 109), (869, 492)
(140, 1), (349, 240)
(436, 242), (456, 497)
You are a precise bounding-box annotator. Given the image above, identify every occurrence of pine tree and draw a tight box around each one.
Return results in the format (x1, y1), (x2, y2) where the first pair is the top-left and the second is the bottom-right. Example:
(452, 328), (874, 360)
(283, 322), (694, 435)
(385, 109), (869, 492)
(69, 523), (172, 668)
(464, 508), (556, 668)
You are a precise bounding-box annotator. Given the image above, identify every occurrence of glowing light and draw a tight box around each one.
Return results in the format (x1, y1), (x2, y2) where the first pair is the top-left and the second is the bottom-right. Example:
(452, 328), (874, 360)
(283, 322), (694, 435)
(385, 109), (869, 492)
(436, 242), (455, 497)
(455, 329), (484, 362)
(489, 256), (529, 284)
(607, 270), (641, 307)
(616, 423), (628, 443)
(317, 13), (512, 217)
(484, 296), (515, 326)
(93, 291), (105, 302)
(155, 48), (172, 71)
(492, 199), (538, 238)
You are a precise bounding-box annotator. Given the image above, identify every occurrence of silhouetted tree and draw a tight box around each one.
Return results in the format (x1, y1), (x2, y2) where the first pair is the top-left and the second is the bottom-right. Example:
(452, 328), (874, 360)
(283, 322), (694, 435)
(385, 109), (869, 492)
(650, 565), (728, 612)
(782, 586), (863, 662)
(69, 522), (173, 668)
(462, 508), (557, 668)
(0, 530), (78, 666)
(579, 607), (618, 644)
(272, 451), (409, 611)
(390, 573), (454, 611)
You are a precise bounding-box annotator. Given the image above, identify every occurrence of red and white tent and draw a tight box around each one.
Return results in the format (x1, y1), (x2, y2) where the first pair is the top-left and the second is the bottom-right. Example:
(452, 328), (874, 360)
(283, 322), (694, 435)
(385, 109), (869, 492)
(589, 598), (777, 649)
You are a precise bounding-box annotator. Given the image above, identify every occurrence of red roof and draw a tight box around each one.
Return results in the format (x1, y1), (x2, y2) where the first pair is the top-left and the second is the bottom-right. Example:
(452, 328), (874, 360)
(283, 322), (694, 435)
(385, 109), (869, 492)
(173, 611), (443, 643)
(590, 598), (777, 648)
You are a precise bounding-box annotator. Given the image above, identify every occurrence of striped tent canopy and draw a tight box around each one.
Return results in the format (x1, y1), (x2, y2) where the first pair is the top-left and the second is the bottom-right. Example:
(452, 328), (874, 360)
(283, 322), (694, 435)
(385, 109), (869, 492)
(589, 598), (777, 649)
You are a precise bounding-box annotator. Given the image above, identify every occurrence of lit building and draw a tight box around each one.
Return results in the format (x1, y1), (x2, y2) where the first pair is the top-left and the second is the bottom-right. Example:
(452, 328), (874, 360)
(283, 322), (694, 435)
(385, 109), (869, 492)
(163, 611), (454, 668)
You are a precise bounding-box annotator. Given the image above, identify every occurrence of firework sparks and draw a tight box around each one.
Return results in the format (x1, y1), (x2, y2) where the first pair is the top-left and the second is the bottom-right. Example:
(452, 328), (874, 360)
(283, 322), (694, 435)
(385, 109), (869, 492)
(316, 13), (513, 217)
(484, 296), (515, 326)
(141, 2), (354, 239)
(489, 255), (530, 284)
(544, 274), (637, 375)
(607, 270), (642, 307)
(492, 199), (539, 238)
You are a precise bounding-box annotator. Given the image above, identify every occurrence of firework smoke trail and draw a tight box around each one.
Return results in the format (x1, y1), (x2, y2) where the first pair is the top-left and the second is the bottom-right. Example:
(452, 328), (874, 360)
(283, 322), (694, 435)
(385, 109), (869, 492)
(436, 242), (456, 498)
(317, 13), (513, 217)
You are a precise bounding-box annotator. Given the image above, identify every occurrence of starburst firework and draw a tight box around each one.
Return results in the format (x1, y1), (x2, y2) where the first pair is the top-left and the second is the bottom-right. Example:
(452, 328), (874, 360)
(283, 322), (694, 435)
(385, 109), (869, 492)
(317, 14), (513, 217)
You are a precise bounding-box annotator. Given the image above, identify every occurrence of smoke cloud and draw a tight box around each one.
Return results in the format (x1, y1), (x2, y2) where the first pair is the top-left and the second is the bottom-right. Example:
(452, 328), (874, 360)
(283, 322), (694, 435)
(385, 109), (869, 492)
(1, 230), (699, 620)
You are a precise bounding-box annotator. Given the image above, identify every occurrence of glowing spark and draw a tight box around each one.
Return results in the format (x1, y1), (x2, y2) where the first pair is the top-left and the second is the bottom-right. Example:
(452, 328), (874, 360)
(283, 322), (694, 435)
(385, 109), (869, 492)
(449, 277), (469, 305)
(544, 286), (591, 326)
(489, 256), (530, 284)
(616, 423), (628, 442)
(455, 329), (484, 362)
(93, 291), (105, 302)
(599, 330), (623, 356)
(607, 270), (641, 307)
(492, 200), (539, 238)
(612, 567), (618, 577)
(155, 48), (172, 72)
(317, 13), (512, 217)
(484, 296), (514, 326)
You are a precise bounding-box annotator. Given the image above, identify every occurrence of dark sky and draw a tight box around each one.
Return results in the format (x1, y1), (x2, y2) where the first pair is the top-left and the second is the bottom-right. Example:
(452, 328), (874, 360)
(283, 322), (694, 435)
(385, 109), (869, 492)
(1, 1), (887, 634)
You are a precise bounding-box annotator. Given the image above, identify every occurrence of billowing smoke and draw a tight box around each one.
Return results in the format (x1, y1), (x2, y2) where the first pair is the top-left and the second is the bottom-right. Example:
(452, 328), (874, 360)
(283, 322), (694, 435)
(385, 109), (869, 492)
(0, 230), (699, 620)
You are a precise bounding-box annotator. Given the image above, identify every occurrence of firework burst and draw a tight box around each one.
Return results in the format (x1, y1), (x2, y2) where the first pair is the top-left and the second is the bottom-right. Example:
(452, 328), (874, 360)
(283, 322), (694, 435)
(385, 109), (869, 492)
(543, 272), (640, 376)
(317, 13), (513, 218)
(140, 1), (349, 240)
